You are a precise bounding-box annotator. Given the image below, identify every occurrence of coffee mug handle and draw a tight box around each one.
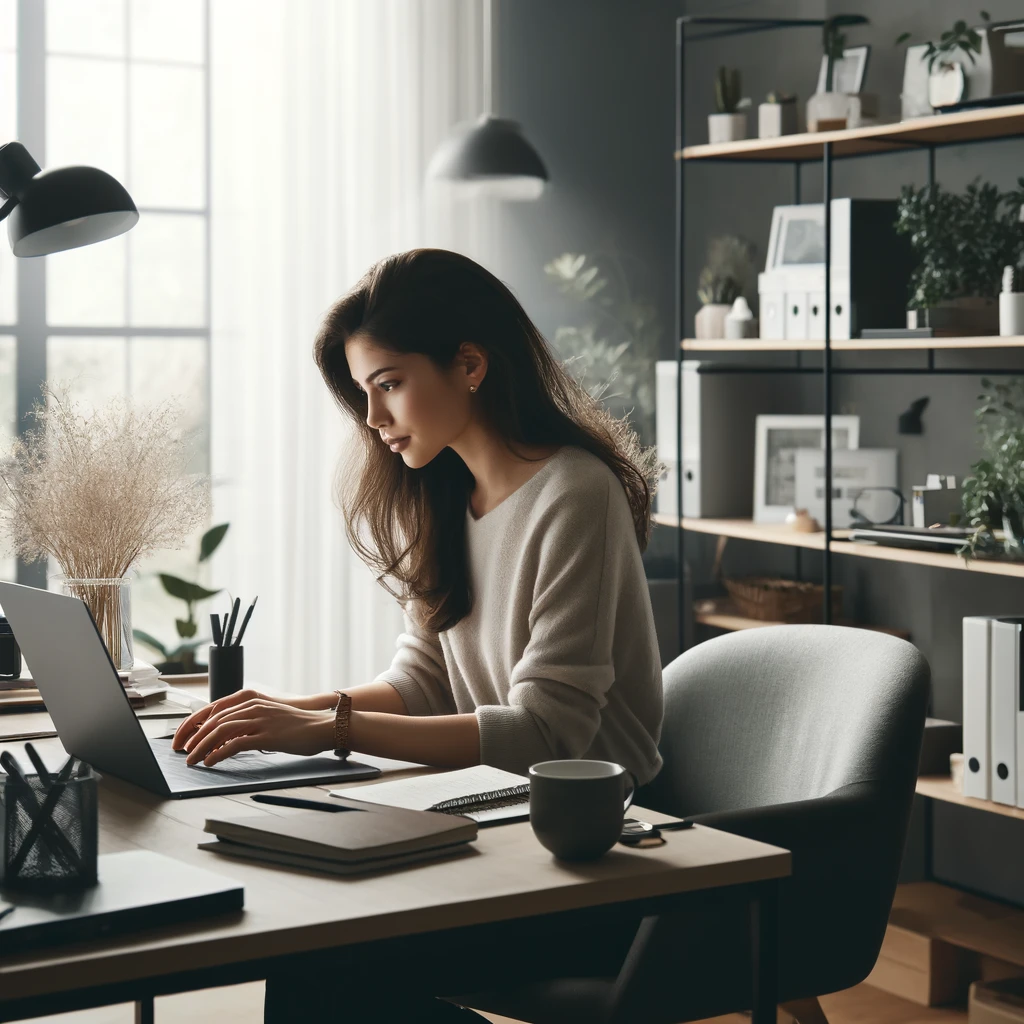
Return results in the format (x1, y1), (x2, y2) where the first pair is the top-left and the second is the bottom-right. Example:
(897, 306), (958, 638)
(623, 771), (635, 812)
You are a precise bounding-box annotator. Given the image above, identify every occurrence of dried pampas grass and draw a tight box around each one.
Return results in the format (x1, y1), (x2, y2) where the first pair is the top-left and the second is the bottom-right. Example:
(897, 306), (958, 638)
(0, 382), (211, 579)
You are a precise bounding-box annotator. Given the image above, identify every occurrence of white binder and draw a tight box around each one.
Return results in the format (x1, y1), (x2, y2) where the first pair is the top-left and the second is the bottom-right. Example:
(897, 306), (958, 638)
(990, 618), (1024, 806)
(963, 616), (994, 800)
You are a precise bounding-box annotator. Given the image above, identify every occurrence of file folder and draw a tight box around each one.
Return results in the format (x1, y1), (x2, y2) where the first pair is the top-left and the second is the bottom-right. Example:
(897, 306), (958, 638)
(990, 618), (1024, 806)
(963, 615), (995, 800)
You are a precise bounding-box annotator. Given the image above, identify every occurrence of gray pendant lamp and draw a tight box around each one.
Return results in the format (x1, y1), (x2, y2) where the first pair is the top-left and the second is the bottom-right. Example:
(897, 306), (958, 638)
(0, 141), (138, 257)
(427, 0), (548, 200)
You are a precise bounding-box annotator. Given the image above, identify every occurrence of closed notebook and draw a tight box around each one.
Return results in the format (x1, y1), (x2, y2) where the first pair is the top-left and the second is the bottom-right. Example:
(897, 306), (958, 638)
(203, 800), (477, 863)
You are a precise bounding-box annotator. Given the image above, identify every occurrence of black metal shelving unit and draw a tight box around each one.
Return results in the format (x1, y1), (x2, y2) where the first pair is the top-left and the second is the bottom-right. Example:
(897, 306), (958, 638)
(673, 15), (1024, 654)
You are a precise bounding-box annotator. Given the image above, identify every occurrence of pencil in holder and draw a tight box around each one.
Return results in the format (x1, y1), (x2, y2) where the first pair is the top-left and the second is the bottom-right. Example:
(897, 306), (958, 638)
(209, 644), (244, 702)
(0, 766), (98, 892)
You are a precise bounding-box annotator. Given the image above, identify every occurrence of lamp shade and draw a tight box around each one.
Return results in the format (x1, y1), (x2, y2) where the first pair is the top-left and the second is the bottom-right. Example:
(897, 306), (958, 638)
(0, 142), (138, 257)
(427, 115), (548, 201)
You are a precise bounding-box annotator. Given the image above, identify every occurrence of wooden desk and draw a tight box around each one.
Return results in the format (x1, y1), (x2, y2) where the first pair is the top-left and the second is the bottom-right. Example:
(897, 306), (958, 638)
(0, 733), (790, 1024)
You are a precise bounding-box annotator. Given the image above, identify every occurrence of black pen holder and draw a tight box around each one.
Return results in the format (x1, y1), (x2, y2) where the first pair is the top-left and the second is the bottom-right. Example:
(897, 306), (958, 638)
(209, 645), (244, 702)
(0, 769), (98, 892)
(0, 618), (21, 680)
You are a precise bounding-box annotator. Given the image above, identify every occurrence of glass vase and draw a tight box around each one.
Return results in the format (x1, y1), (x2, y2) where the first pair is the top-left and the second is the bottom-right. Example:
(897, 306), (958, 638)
(51, 575), (134, 671)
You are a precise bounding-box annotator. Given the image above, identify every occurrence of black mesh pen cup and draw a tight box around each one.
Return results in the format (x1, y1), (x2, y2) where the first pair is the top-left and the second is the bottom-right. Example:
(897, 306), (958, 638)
(0, 767), (98, 892)
(209, 645), (244, 702)
(0, 617), (21, 680)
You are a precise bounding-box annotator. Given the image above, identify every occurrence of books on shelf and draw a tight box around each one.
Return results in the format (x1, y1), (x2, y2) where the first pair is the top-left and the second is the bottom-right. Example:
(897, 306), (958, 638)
(201, 799), (478, 875)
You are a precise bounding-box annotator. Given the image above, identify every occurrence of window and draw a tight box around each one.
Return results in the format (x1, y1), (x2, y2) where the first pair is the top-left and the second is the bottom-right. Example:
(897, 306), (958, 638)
(5, 0), (211, 664)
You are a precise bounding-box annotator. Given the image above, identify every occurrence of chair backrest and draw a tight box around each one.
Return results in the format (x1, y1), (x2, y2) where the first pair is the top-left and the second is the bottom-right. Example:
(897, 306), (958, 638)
(650, 624), (929, 816)
(636, 624), (930, 1012)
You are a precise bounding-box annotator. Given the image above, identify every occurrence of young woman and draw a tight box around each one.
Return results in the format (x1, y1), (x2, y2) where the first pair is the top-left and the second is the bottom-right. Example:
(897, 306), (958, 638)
(171, 248), (665, 1022)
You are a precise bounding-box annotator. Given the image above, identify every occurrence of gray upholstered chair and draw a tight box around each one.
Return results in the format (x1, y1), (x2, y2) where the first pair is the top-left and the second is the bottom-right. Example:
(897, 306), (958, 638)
(457, 624), (930, 1024)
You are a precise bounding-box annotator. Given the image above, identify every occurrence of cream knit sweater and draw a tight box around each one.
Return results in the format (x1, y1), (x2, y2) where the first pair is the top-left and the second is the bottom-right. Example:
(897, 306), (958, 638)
(372, 445), (664, 785)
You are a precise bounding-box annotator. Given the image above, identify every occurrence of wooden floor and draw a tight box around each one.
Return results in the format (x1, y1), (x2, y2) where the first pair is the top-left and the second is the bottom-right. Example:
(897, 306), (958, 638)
(15, 980), (967, 1024)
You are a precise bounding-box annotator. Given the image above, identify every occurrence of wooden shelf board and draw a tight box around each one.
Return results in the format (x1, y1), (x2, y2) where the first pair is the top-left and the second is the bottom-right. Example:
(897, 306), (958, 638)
(678, 103), (1024, 162)
(889, 880), (1024, 969)
(652, 516), (1024, 579)
(681, 336), (1024, 353)
(917, 775), (1024, 822)
(694, 598), (910, 639)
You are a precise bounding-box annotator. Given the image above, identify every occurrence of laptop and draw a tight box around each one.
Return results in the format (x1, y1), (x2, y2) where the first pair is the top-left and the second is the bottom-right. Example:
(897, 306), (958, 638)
(847, 524), (971, 552)
(0, 581), (381, 798)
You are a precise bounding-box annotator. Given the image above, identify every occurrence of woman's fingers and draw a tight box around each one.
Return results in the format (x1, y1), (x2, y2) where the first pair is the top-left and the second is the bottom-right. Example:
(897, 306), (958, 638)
(172, 688), (263, 749)
(185, 718), (260, 766)
(183, 698), (274, 754)
(199, 734), (265, 767)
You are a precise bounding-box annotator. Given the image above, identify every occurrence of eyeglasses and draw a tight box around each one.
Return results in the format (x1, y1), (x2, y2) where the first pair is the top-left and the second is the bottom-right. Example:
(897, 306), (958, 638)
(848, 486), (906, 527)
(619, 817), (693, 848)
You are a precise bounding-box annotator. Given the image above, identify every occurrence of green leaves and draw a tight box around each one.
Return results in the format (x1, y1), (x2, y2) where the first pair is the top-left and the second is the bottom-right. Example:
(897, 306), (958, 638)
(199, 523), (229, 562)
(962, 378), (1024, 560)
(895, 179), (1024, 310)
(158, 573), (221, 604)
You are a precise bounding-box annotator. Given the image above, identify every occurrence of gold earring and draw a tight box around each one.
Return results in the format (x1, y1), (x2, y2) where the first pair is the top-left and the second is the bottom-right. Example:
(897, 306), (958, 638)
(469, 385), (477, 393)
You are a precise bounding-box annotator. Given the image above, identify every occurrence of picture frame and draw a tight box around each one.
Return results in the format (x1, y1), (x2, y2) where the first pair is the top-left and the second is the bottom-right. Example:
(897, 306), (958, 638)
(816, 44), (870, 96)
(754, 414), (861, 524)
(793, 448), (898, 528)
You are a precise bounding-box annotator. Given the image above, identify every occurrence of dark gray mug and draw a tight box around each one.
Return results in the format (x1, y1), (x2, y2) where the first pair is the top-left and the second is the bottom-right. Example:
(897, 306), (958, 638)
(529, 760), (635, 861)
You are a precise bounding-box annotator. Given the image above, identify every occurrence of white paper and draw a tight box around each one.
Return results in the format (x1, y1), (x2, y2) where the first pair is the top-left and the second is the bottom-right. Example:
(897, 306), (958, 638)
(331, 764), (529, 811)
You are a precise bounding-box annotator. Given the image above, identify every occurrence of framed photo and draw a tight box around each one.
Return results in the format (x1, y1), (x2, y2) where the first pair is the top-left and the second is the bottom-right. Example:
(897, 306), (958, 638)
(794, 448), (898, 528)
(754, 415), (861, 524)
(816, 44), (870, 95)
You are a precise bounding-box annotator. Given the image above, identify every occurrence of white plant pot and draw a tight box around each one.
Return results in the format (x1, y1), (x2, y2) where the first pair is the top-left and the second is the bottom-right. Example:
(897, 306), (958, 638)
(695, 304), (731, 340)
(707, 112), (747, 144)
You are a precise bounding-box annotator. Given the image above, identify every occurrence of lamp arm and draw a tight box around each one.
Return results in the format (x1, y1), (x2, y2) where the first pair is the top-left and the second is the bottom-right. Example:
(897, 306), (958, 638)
(0, 195), (16, 222)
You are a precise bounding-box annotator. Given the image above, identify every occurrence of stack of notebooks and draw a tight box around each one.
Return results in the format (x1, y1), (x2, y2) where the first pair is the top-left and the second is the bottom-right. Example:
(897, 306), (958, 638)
(201, 799), (479, 875)
(0, 660), (192, 713)
(200, 766), (532, 876)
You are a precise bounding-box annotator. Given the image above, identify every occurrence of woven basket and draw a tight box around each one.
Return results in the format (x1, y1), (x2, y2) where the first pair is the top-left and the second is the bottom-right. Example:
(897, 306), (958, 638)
(724, 577), (842, 623)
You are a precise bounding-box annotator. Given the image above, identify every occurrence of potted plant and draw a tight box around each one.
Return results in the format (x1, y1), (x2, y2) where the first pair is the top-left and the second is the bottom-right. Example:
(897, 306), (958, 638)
(962, 377), (1024, 561)
(896, 12), (991, 110)
(807, 14), (869, 131)
(695, 235), (756, 340)
(707, 67), (750, 144)
(894, 177), (1024, 333)
(758, 91), (798, 139)
(133, 523), (230, 674)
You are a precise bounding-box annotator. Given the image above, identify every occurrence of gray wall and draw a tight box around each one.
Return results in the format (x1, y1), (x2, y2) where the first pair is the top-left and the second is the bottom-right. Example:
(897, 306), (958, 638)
(495, 1), (1024, 904)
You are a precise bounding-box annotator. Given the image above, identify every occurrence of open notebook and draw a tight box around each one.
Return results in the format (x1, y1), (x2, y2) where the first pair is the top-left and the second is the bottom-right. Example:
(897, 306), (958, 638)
(332, 765), (531, 826)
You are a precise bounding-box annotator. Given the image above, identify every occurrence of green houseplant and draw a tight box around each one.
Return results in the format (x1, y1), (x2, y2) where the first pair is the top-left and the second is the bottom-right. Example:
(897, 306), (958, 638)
(544, 251), (662, 445)
(807, 14), (869, 131)
(894, 177), (1024, 332)
(896, 12), (992, 111)
(133, 522), (229, 673)
(962, 378), (1024, 561)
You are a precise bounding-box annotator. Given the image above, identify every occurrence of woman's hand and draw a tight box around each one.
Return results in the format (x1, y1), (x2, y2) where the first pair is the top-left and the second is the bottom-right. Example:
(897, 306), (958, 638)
(172, 689), (335, 766)
(172, 687), (334, 752)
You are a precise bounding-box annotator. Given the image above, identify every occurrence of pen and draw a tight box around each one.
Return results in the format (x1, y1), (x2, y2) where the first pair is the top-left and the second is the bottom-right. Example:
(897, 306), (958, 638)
(250, 793), (357, 814)
(224, 597), (241, 647)
(234, 596), (258, 646)
(211, 613), (223, 647)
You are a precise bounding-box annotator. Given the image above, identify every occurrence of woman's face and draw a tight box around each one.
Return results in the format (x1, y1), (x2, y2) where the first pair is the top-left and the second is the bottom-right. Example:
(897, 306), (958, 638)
(344, 334), (484, 469)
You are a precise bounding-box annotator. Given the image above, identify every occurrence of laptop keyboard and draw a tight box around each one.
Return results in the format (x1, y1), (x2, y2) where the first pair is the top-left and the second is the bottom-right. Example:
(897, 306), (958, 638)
(149, 738), (346, 788)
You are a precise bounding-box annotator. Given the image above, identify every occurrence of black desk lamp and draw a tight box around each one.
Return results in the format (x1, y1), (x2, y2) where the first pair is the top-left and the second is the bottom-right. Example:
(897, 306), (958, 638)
(0, 141), (138, 257)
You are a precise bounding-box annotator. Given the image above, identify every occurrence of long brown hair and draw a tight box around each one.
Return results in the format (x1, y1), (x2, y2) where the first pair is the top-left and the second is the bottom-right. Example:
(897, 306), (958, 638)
(314, 248), (659, 633)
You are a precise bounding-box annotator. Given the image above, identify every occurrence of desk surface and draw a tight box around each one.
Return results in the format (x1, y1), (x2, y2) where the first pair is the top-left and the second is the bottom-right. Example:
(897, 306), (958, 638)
(0, 720), (790, 1007)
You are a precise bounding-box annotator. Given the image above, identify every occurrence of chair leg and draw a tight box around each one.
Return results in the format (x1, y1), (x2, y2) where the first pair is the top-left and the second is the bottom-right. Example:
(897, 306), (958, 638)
(779, 997), (829, 1024)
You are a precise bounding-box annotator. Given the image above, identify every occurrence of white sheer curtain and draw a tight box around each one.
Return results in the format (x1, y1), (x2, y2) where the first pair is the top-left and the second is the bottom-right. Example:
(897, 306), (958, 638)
(209, 0), (492, 692)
